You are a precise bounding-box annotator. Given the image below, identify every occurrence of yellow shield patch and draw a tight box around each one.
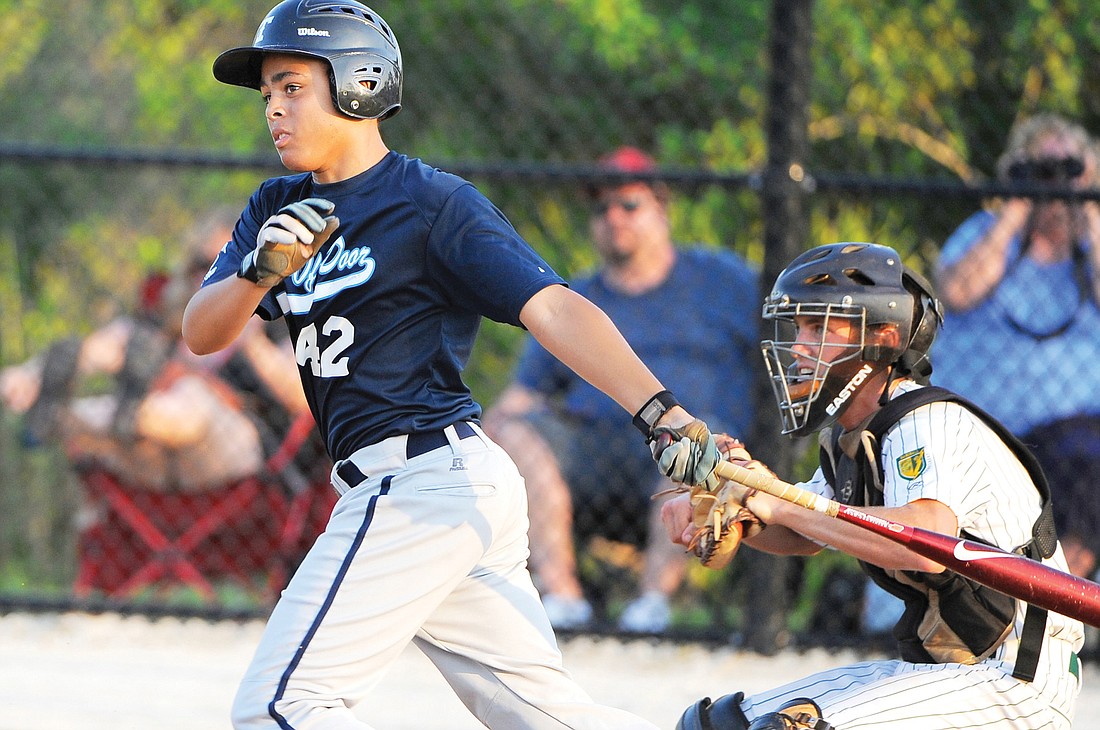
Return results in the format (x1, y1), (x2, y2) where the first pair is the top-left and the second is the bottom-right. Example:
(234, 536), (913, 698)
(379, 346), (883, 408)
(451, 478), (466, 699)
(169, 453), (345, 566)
(896, 448), (926, 480)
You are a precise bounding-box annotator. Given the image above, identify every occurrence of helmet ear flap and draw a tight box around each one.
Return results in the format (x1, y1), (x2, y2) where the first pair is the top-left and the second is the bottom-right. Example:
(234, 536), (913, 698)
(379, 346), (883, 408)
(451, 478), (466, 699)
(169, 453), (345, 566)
(895, 269), (943, 382)
(328, 51), (403, 119)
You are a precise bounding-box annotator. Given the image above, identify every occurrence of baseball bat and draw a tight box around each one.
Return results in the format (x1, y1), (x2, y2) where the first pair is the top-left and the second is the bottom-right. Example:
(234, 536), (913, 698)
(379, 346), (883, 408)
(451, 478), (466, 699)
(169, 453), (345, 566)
(713, 459), (1100, 628)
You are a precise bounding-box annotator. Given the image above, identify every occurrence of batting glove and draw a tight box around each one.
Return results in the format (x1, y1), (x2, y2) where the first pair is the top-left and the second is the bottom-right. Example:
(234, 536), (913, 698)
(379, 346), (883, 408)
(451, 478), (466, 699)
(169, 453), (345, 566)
(239, 198), (339, 288)
(650, 418), (721, 489)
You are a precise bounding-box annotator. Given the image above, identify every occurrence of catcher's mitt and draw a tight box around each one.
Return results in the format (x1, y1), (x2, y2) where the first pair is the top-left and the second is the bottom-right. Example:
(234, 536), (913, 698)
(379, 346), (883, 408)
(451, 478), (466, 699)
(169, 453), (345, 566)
(684, 434), (766, 569)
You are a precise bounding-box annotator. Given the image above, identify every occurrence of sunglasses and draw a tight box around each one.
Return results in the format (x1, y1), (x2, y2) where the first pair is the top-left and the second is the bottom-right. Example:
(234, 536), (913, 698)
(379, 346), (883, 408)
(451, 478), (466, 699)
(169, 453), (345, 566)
(594, 198), (643, 215)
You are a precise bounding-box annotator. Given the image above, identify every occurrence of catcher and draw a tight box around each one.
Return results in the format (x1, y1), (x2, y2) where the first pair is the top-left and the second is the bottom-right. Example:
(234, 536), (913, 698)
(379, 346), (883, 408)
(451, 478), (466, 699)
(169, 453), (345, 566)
(655, 242), (1084, 730)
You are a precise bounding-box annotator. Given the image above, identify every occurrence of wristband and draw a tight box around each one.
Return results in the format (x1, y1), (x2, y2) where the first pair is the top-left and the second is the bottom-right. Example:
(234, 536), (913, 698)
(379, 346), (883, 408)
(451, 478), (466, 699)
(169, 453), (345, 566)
(237, 249), (262, 284)
(632, 389), (680, 437)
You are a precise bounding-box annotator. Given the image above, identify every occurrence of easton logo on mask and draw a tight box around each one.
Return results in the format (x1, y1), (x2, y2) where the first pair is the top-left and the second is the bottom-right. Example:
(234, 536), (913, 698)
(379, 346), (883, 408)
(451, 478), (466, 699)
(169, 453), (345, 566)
(826, 363), (873, 416)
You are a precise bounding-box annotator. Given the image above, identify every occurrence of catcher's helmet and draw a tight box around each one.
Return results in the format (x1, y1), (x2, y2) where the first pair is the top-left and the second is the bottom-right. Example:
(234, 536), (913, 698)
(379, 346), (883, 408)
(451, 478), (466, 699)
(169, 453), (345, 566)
(213, 0), (402, 120)
(761, 242), (942, 436)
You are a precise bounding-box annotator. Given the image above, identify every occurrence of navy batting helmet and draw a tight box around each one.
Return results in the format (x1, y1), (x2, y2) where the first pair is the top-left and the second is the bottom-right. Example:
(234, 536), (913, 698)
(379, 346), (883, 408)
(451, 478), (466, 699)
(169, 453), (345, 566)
(761, 242), (942, 436)
(213, 0), (402, 120)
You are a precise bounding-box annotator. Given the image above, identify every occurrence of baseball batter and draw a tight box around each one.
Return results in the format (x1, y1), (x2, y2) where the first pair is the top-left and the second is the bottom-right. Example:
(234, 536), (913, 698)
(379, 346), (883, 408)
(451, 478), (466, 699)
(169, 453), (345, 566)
(658, 243), (1084, 729)
(182, 2), (718, 729)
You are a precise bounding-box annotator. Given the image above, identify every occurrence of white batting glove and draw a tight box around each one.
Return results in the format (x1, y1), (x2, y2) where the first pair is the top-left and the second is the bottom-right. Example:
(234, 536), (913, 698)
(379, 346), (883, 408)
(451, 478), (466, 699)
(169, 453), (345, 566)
(239, 198), (339, 287)
(650, 418), (721, 489)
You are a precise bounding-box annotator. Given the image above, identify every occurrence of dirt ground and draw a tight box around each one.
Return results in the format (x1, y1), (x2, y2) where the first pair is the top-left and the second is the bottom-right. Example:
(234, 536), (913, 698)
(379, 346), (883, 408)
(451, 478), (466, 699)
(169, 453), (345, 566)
(0, 611), (1095, 729)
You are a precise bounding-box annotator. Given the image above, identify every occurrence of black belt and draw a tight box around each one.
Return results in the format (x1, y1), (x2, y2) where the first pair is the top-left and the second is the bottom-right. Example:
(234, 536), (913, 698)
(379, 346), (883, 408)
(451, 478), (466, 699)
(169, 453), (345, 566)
(337, 422), (478, 489)
(406, 421), (478, 458)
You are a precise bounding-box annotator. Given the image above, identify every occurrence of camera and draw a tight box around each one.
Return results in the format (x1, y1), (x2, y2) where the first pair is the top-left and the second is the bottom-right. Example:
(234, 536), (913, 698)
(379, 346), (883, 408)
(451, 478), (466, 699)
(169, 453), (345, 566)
(1006, 156), (1085, 183)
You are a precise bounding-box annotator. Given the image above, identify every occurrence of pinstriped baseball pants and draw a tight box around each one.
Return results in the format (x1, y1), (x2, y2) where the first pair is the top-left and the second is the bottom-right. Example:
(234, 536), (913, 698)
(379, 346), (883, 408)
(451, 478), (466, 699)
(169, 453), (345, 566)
(231, 423), (657, 730)
(740, 641), (1080, 730)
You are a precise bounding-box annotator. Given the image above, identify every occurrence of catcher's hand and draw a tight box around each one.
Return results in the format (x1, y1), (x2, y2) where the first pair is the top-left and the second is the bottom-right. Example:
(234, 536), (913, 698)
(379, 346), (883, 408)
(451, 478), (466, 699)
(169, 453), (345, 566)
(650, 418), (721, 488)
(239, 198), (340, 287)
(683, 434), (768, 569)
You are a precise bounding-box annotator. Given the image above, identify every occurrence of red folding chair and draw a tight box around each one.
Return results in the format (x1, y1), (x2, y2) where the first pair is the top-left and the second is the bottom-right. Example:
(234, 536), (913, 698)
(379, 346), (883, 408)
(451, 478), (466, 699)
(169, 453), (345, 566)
(262, 411), (339, 595)
(73, 411), (336, 602)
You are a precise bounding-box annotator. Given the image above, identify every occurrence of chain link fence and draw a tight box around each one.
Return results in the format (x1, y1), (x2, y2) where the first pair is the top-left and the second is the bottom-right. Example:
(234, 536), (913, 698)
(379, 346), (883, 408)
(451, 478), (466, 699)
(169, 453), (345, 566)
(2, 0), (1099, 653)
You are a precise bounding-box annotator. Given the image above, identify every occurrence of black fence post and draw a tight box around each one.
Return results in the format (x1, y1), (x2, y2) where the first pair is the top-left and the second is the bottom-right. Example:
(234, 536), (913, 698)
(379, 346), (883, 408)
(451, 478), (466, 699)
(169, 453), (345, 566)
(742, 0), (815, 655)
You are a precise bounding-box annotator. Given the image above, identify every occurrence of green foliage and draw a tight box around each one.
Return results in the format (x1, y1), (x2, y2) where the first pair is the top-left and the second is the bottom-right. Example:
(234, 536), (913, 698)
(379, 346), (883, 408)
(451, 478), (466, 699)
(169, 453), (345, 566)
(0, 0), (48, 87)
(3, 0), (1100, 623)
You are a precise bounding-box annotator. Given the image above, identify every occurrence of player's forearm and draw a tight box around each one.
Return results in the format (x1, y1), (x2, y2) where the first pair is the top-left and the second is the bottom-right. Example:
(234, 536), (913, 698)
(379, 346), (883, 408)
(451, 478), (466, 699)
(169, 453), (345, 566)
(937, 203), (1028, 311)
(182, 277), (268, 355)
(743, 523), (822, 556)
(760, 495), (954, 572)
(520, 285), (677, 423)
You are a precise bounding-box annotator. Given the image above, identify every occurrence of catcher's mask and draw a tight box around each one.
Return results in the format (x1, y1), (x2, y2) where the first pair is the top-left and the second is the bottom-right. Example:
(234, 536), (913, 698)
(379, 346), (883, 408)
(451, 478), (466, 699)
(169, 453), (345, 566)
(213, 0), (402, 121)
(761, 242), (942, 436)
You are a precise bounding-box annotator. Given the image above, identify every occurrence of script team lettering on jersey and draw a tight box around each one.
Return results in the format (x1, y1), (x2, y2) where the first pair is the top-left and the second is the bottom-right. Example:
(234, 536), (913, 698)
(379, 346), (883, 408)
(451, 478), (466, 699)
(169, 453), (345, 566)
(281, 236), (377, 317)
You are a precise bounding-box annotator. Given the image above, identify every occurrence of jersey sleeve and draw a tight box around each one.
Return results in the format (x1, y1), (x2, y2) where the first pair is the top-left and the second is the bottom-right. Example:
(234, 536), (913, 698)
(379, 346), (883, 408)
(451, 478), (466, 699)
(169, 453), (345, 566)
(879, 401), (972, 518)
(881, 399), (1046, 551)
(198, 183), (285, 321)
(425, 184), (566, 327)
(798, 466), (835, 500)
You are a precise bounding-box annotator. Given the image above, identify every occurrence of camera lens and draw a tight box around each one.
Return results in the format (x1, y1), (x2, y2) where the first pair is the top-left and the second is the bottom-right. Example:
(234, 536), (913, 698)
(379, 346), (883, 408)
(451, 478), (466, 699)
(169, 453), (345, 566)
(1007, 160), (1033, 181)
(1008, 156), (1084, 182)
(1060, 156), (1085, 179)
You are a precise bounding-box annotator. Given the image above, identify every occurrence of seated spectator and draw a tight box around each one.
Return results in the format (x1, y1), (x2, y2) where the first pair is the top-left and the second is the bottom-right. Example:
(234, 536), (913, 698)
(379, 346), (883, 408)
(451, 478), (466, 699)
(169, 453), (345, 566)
(0, 209), (309, 492)
(484, 147), (759, 632)
(932, 112), (1100, 579)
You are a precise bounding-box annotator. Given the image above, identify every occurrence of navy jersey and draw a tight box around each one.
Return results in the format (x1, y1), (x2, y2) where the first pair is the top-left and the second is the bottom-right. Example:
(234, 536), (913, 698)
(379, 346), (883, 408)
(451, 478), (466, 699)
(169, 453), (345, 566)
(203, 152), (566, 461)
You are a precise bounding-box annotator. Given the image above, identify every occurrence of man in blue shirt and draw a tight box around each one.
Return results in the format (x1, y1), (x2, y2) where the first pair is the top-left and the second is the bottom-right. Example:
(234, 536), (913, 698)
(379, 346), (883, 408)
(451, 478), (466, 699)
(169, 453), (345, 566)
(486, 147), (758, 632)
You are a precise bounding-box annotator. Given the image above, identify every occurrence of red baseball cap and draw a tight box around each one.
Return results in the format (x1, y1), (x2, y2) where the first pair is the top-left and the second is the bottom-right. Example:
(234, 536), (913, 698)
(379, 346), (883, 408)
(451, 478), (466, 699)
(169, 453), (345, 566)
(588, 146), (667, 201)
(597, 146), (657, 173)
(139, 271), (171, 315)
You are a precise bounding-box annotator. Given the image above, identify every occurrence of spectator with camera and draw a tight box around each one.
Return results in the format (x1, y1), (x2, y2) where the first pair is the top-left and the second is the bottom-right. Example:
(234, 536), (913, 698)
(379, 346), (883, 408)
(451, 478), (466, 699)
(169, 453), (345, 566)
(933, 112), (1100, 580)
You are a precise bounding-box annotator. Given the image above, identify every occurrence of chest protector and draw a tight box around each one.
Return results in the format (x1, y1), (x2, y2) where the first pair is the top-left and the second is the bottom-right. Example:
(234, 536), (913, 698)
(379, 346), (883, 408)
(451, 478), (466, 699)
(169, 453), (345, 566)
(819, 386), (1057, 682)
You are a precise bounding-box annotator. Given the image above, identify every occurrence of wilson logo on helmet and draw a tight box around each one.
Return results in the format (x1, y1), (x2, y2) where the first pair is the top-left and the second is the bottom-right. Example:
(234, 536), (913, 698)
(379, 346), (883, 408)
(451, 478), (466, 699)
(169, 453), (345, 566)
(298, 27), (331, 37)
